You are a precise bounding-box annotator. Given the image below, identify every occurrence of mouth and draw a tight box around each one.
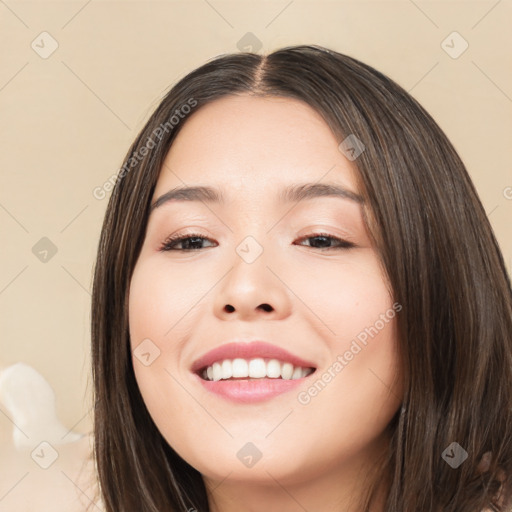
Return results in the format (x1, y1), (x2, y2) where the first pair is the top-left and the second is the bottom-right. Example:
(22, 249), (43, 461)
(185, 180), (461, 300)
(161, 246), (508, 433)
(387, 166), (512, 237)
(196, 358), (317, 382)
(190, 340), (318, 402)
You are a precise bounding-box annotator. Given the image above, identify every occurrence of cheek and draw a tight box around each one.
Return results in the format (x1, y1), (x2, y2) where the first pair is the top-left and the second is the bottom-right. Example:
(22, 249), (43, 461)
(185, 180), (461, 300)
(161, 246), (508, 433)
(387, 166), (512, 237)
(128, 261), (195, 440)
(288, 254), (394, 340)
(291, 331), (401, 482)
(128, 258), (199, 346)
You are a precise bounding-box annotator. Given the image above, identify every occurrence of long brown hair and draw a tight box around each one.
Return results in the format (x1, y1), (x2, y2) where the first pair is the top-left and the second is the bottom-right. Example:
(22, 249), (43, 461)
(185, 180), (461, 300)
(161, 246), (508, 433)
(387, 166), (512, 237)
(90, 45), (512, 511)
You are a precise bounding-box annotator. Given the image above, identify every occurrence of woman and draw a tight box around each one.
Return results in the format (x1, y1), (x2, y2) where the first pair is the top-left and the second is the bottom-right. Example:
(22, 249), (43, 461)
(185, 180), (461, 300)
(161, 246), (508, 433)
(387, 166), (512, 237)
(90, 44), (512, 511)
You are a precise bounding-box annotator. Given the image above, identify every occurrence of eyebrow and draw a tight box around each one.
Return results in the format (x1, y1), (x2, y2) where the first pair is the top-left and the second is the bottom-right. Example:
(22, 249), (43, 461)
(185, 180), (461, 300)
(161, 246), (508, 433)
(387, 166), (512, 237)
(149, 182), (364, 212)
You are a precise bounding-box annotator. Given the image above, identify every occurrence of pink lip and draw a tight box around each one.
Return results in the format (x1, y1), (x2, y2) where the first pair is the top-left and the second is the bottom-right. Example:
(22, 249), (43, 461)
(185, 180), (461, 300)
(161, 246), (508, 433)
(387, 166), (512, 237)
(190, 341), (317, 404)
(192, 373), (311, 403)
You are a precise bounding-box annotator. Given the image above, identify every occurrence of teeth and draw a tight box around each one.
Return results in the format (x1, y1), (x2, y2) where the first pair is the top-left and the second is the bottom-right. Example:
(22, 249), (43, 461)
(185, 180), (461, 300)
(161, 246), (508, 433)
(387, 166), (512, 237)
(281, 362), (294, 379)
(248, 358), (265, 378)
(221, 359), (232, 379)
(212, 362), (223, 381)
(291, 366), (303, 379)
(232, 358), (248, 378)
(200, 358), (314, 382)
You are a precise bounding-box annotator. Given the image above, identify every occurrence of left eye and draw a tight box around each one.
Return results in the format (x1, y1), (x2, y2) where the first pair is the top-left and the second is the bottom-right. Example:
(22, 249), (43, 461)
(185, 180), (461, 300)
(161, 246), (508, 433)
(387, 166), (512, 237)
(159, 232), (355, 252)
(294, 233), (356, 250)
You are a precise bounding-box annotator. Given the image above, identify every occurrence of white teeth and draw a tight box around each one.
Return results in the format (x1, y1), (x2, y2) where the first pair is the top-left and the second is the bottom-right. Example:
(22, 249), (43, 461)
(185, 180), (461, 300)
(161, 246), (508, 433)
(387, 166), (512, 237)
(266, 359), (281, 378)
(200, 358), (314, 382)
(291, 366), (303, 379)
(221, 359), (233, 379)
(281, 362), (294, 379)
(232, 358), (249, 378)
(248, 358), (266, 378)
(212, 362), (222, 381)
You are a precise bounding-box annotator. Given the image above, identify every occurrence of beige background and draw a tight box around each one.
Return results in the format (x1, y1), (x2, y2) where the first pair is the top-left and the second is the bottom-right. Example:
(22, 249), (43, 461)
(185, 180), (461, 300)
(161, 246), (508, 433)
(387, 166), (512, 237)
(0, 0), (511, 508)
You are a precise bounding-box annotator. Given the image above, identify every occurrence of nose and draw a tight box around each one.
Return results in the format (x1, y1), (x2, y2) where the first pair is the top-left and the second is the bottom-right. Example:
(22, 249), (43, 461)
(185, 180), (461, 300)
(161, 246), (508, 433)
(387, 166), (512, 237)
(213, 241), (292, 322)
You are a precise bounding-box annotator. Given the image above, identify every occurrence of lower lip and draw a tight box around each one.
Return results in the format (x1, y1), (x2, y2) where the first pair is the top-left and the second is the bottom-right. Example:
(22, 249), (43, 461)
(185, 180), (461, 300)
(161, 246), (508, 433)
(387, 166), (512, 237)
(193, 372), (314, 403)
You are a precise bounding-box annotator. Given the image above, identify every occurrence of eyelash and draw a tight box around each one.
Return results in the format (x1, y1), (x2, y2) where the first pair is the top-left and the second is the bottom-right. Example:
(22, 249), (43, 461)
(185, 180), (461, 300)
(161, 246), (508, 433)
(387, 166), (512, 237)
(159, 231), (356, 252)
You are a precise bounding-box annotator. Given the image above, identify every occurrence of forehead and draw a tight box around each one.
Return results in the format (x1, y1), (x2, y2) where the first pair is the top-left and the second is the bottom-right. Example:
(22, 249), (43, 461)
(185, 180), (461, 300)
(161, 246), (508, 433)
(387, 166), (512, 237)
(153, 94), (360, 201)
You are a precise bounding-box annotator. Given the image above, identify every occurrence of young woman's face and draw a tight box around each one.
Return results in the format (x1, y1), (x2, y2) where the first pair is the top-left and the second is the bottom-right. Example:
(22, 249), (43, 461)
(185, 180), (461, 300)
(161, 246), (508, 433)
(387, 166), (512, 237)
(128, 94), (403, 505)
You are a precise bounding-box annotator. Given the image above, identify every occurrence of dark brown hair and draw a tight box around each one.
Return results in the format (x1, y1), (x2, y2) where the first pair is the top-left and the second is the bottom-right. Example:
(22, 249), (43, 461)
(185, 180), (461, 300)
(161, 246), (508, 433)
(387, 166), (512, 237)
(90, 44), (512, 511)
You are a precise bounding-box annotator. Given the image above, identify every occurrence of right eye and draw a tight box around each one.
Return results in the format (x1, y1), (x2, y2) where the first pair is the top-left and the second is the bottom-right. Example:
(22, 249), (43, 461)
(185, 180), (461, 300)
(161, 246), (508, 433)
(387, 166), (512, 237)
(159, 233), (217, 252)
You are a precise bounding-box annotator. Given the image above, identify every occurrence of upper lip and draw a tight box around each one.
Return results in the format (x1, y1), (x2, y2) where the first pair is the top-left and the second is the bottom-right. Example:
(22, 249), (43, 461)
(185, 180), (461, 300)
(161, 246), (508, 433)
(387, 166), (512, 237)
(190, 340), (317, 374)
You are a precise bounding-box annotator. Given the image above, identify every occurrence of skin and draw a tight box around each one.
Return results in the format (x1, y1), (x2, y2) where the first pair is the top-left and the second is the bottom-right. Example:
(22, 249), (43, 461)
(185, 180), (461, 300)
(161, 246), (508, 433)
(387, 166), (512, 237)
(128, 94), (403, 512)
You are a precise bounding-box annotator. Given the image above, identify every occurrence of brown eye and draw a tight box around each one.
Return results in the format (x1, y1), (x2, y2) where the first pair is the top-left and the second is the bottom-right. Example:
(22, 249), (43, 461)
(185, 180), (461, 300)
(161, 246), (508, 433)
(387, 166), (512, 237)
(295, 232), (355, 250)
(160, 233), (217, 251)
